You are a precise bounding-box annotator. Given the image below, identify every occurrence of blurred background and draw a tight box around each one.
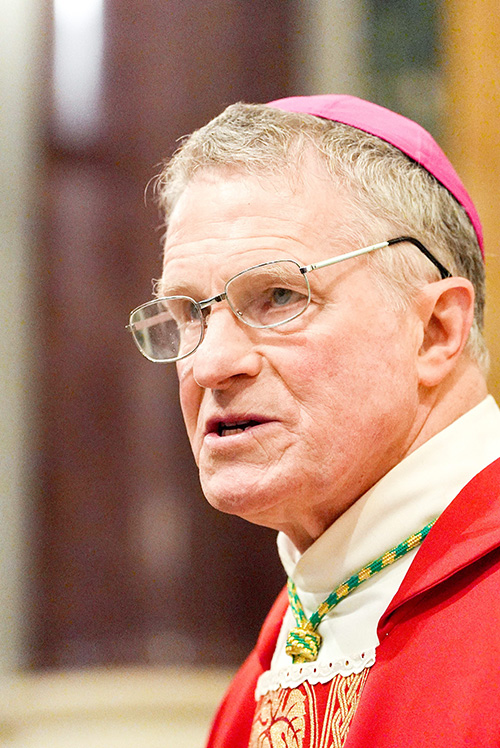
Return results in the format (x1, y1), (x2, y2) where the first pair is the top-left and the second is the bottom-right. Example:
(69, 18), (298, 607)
(1, 0), (499, 745)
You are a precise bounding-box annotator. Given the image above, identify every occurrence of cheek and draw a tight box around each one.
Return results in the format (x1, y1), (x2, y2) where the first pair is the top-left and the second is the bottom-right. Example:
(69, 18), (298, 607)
(283, 334), (349, 394)
(288, 346), (326, 388)
(271, 340), (346, 433)
(287, 324), (416, 420)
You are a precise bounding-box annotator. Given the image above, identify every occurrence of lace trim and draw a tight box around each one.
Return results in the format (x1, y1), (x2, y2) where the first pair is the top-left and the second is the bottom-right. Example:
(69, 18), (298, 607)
(255, 648), (376, 699)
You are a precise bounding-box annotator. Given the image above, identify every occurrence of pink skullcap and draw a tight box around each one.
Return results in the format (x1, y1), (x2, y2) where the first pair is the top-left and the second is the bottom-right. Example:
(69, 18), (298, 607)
(267, 94), (484, 256)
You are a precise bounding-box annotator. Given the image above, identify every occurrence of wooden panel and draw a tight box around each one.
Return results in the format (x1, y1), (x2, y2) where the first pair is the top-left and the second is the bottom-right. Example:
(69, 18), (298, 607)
(30, 0), (297, 669)
(442, 0), (500, 397)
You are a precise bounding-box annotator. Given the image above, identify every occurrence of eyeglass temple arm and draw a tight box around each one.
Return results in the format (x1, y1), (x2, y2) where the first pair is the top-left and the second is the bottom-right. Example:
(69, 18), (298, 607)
(301, 236), (451, 280)
(302, 241), (390, 273)
(390, 236), (451, 279)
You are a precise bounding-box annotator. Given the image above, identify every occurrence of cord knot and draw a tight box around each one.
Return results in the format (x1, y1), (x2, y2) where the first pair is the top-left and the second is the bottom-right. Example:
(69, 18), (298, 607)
(285, 625), (322, 663)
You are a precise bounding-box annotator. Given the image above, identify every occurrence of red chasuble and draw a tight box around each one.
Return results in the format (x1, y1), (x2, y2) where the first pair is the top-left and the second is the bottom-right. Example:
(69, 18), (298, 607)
(206, 457), (500, 748)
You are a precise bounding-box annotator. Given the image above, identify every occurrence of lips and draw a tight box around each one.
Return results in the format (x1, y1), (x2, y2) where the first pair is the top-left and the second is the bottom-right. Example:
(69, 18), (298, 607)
(217, 420), (262, 437)
(205, 416), (270, 438)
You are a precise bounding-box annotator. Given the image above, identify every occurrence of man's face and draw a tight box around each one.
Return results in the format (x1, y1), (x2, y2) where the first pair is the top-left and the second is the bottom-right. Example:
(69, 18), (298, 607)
(161, 158), (425, 550)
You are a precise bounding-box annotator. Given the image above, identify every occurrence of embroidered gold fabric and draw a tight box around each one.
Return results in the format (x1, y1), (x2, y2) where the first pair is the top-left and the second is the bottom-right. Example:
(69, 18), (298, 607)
(249, 670), (369, 748)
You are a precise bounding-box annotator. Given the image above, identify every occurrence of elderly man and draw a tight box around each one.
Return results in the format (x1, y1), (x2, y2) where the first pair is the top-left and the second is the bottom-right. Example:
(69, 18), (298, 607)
(128, 95), (500, 747)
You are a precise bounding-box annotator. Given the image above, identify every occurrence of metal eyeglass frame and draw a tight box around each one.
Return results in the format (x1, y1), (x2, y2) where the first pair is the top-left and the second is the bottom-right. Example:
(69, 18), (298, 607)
(128, 235), (451, 362)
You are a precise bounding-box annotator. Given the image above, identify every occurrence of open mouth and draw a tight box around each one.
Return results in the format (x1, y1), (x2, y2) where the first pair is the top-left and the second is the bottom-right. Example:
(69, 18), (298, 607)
(217, 420), (262, 437)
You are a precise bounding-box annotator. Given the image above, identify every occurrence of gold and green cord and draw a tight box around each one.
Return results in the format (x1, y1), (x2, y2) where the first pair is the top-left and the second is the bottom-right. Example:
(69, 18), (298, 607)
(286, 518), (437, 663)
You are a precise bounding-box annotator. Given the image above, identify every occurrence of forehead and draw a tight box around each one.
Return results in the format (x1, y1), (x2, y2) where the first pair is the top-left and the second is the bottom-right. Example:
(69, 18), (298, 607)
(160, 159), (369, 290)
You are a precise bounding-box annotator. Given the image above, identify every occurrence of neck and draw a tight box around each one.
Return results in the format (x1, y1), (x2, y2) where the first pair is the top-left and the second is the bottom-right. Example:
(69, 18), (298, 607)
(409, 356), (488, 458)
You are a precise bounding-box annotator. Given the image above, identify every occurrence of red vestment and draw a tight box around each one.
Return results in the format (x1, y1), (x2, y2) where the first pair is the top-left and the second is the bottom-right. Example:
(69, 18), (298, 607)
(206, 457), (500, 747)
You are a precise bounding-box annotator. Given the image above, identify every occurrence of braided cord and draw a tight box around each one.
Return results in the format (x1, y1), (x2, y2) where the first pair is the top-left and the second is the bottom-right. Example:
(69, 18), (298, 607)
(286, 518), (437, 663)
(287, 577), (309, 627)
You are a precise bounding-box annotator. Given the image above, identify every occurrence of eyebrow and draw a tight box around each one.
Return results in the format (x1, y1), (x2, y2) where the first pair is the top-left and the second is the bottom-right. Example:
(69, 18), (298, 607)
(156, 279), (200, 298)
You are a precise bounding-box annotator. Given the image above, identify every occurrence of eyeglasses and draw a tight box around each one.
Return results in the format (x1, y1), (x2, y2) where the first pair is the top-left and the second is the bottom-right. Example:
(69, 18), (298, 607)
(127, 235), (451, 363)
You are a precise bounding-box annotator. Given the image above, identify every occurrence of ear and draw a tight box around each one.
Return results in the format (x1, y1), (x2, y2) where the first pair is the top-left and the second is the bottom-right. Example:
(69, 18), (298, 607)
(416, 278), (476, 388)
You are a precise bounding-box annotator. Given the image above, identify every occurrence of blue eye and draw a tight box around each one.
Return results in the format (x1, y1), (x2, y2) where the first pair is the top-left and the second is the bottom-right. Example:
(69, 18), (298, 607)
(224, 259), (310, 328)
(243, 285), (308, 325)
(271, 287), (293, 306)
(269, 287), (304, 307)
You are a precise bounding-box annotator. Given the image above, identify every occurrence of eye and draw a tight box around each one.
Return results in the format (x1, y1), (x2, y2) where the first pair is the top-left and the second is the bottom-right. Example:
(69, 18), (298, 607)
(225, 259), (310, 327)
(269, 287), (303, 307)
(241, 283), (308, 326)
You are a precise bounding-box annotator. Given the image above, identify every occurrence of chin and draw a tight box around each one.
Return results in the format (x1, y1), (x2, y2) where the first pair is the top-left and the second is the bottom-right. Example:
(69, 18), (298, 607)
(200, 475), (282, 528)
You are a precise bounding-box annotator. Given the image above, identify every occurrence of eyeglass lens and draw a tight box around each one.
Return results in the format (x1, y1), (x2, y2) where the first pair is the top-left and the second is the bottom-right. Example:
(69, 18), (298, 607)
(226, 260), (310, 327)
(129, 297), (203, 362)
(129, 260), (310, 361)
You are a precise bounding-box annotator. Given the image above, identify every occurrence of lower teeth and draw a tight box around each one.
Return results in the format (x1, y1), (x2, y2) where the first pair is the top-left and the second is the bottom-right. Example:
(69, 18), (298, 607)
(223, 427), (245, 436)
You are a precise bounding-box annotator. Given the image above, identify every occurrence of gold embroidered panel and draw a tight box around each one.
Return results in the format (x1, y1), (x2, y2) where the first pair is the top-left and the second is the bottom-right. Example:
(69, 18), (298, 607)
(249, 670), (369, 748)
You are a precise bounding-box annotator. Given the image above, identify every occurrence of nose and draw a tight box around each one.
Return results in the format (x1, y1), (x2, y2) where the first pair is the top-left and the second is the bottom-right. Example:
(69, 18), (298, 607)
(190, 306), (262, 389)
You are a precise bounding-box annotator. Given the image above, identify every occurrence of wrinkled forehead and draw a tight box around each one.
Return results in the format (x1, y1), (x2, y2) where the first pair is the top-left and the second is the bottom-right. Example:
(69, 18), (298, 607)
(159, 164), (389, 300)
(164, 151), (328, 220)
(162, 157), (377, 257)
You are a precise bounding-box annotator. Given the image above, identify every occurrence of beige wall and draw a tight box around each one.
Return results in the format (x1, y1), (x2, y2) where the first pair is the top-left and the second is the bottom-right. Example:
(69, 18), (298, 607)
(443, 0), (500, 399)
(0, 667), (233, 748)
(0, 0), (41, 672)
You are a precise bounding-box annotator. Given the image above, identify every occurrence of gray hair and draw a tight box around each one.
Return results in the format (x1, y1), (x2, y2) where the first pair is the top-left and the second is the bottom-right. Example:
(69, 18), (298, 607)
(156, 102), (488, 373)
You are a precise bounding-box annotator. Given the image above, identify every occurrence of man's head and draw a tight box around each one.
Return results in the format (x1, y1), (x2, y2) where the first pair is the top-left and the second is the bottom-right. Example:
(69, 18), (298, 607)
(157, 97), (487, 371)
(135, 96), (488, 549)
